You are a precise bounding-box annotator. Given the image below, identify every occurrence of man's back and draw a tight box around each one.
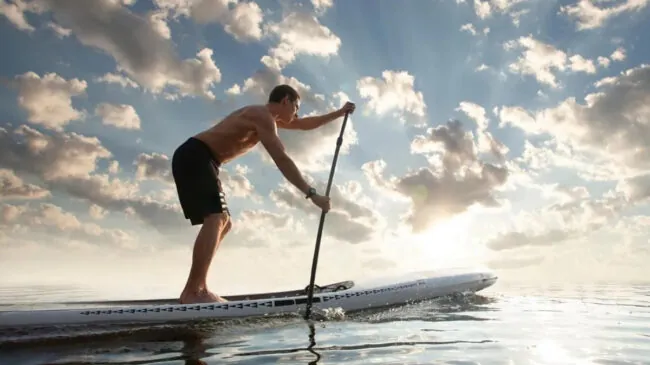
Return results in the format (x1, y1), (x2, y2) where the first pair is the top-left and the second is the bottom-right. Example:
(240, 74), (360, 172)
(194, 105), (263, 164)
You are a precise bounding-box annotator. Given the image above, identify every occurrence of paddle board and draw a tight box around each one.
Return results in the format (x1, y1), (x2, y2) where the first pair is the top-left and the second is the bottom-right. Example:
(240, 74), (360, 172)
(0, 268), (497, 328)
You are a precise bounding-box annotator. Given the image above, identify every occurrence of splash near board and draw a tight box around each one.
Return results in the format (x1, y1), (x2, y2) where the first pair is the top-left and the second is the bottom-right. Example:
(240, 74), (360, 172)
(0, 268), (497, 328)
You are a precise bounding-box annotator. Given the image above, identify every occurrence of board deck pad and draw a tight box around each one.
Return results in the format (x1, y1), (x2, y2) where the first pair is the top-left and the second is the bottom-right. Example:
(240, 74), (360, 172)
(55, 280), (355, 307)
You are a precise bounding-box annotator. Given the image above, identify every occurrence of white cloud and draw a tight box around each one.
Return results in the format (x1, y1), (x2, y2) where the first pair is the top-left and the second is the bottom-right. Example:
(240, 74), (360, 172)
(152, 0), (264, 42)
(261, 12), (341, 71)
(460, 23), (489, 36)
(457, 101), (488, 130)
(365, 120), (509, 232)
(457, 101), (509, 160)
(134, 153), (172, 184)
(46, 21), (71, 38)
(36, 0), (222, 100)
(611, 47), (626, 61)
(311, 0), (333, 13)
(504, 35), (606, 88)
(0, 0), (42, 32)
(560, 0), (649, 30)
(89, 203), (107, 220)
(11, 71), (87, 131)
(357, 70), (427, 126)
(0, 168), (50, 200)
(232, 66), (327, 110)
(0, 202), (136, 249)
(474, 0), (491, 19)
(470, 0), (530, 25)
(270, 179), (384, 244)
(94, 72), (139, 89)
(569, 54), (597, 74)
(504, 36), (568, 88)
(146, 9), (171, 39)
(0, 126), (186, 233)
(498, 64), (650, 174)
(95, 103), (141, 130)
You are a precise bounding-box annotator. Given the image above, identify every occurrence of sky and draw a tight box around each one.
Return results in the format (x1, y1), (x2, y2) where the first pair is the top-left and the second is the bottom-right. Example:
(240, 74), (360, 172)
(1, 0), (649, 299)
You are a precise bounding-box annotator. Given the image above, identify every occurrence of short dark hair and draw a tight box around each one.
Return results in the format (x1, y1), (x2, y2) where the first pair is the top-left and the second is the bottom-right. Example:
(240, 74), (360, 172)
(268, 84), (299, 103)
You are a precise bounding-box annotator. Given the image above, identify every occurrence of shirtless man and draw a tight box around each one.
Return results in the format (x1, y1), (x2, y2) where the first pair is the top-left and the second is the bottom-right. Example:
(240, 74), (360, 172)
(171, 84), (356, 304)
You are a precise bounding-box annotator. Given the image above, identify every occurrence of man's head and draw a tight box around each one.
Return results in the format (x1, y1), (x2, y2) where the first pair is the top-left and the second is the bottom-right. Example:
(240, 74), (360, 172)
(268, 84), (300, 123)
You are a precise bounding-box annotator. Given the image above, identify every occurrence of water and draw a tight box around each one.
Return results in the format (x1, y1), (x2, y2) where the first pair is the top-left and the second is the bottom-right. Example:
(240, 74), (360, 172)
(1, 281), (649, 364)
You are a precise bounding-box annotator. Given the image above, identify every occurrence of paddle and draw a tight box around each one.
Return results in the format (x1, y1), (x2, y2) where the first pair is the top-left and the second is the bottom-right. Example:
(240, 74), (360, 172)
(303, 109), (351, 320)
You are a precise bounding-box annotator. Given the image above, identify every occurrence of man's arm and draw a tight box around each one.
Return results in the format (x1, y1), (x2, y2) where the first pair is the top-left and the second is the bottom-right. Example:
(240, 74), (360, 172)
(253, 108), (312, 195)
(279, 102), (355, 130)
(282, 110), (343, 130)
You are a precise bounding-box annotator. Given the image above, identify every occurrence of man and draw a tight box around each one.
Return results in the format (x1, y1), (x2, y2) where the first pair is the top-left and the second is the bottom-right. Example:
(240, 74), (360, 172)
(171, 84), (356, 304)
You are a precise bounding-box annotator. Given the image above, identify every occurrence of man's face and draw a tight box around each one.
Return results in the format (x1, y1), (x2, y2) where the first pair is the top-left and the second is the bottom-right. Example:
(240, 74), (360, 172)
(283, 97), (300, 122)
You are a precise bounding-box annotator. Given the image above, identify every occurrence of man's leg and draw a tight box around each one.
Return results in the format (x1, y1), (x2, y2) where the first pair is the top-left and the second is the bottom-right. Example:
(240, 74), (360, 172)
(180, 213), (231, 304)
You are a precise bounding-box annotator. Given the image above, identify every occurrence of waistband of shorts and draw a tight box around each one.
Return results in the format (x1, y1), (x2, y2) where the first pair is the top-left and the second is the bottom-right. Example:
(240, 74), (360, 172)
(188, 137), (221, 166)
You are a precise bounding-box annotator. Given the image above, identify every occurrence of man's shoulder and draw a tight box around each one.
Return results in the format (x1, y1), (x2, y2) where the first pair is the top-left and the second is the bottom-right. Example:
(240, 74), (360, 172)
(240, 104), (274, 125)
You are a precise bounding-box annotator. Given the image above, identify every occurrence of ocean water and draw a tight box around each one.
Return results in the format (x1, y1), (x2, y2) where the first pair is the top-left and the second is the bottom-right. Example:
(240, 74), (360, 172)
(0, 281), (649, 365)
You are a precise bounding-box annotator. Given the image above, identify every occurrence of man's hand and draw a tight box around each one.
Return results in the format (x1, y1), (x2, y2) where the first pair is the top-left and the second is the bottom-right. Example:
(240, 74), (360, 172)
(310, 194), (331, 212)
(338, 101), (356, 117)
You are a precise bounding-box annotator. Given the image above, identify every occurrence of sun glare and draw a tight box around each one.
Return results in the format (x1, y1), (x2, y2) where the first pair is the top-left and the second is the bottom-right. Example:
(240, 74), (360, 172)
(410, 212), (476, 264)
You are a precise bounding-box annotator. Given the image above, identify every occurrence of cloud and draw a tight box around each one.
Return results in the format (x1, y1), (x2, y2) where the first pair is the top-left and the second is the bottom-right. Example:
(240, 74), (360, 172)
(457, 101), (509, 161)
(95, 103), (141, 130)
(0, 0), (43, 32)
(498, 64), (650, 174)
(0, 202), (136, 249)
(0, 125), (186, 233)
(0, 168), (50, 200)
(460, 23), (489, 36)
(560, 0), (649, 30)
(153, 0), (264, 42)
(10, 71), (87, 131)
(484, 183), (627, 253)
(311, 0), (333, 14)
(135, 153), (173, 184)
(230, 209), (307, 247)
(36, 0), (222, 100)
(89, 203), (107, 220)
(270, 179), (384, 244)
(504, 35), (591, 88)
(46, 21), (71, 38)
(94, 72), (139, 89)
(469, 0), (530, 25)
(364, 119), (509, 232)
(261, 11), (341, 71)
(232, 66), (327, 109)
(357, 70), (427, 126)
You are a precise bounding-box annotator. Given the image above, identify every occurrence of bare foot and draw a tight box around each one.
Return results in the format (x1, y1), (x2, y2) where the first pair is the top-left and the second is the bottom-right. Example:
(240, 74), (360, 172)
(180, 289), (228, 304)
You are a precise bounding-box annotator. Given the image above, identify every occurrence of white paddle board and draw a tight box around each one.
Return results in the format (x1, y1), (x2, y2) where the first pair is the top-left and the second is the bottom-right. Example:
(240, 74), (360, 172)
(0, 268), (497, 328)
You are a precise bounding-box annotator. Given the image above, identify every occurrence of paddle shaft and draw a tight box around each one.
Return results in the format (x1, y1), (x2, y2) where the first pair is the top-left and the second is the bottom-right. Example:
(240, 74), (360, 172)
(303, 110), (351, 320)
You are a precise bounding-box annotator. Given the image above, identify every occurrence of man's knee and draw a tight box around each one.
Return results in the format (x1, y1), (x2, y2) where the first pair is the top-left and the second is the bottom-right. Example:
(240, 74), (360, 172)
(204, 212), (231, 231)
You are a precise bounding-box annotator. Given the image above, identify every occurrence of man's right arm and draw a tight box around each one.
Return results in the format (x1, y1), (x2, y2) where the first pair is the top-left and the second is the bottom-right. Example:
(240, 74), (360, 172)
(252, 107), (312, 195)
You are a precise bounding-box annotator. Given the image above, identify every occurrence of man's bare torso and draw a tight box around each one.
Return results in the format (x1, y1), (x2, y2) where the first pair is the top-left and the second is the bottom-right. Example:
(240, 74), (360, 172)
(193, 106), (264, 164)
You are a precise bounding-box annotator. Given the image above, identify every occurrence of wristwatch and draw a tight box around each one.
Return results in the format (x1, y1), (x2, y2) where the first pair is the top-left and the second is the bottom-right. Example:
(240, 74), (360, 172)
(305, 187), (317, 199)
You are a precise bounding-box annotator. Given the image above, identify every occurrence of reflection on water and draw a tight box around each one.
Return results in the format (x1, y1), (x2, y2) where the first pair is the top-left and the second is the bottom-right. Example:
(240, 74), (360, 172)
(1, 284), (649, 364)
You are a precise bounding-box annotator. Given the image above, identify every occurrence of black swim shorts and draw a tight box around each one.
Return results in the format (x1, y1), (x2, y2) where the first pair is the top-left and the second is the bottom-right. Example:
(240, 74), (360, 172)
(172, 137), (229, 225)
